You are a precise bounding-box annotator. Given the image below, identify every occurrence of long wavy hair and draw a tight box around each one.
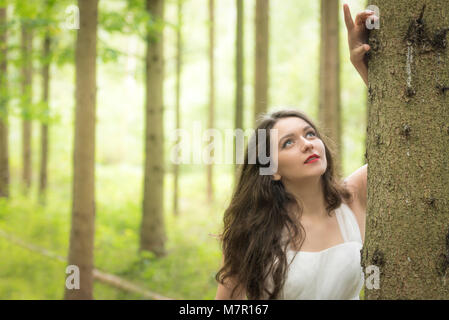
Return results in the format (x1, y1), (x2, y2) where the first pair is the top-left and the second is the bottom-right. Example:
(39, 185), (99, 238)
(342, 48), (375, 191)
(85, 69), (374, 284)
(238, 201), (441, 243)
(215, 108), (354, 299)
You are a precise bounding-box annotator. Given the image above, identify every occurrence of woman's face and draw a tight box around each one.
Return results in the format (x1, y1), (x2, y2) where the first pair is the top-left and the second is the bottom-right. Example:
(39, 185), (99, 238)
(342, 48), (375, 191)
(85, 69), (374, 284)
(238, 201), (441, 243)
(271, 117), (327, 182)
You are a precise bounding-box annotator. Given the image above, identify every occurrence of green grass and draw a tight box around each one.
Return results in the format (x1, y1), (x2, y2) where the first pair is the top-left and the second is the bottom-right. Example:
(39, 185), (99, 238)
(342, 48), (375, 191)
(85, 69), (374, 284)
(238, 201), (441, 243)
(0, 164), (231, 300)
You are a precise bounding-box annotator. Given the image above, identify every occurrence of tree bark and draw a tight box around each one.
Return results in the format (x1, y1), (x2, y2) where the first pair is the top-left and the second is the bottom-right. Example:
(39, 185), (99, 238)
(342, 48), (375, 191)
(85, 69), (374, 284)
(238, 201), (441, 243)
(0, 6), (9, 198)
(233, 0), (244, 188)
(39, 33), (51, 204)
(21, 23), (33, 193)
(254, 0), (269, 121)
(363, 0), (449, 299)
(140, 0), (167, 257)
(64, 0), (98, 300)
(319, 0), (342, 178)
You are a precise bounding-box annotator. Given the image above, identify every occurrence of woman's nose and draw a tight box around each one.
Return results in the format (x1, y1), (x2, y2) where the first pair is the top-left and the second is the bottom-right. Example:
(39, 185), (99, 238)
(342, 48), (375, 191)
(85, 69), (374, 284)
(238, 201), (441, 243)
(300, 136), (313, 151)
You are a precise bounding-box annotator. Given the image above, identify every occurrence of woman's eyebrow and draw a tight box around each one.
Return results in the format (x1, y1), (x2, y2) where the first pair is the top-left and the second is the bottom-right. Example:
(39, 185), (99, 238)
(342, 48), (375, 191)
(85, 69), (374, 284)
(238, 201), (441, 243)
(278, 125), (313, 145)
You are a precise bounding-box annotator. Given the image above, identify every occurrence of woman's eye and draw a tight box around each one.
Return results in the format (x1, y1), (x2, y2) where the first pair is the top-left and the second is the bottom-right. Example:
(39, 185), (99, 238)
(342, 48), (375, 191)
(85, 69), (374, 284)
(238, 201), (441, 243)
(307, 131), (316, 138)
(282, 132), (315, 148)
(283, 139), (293, 148)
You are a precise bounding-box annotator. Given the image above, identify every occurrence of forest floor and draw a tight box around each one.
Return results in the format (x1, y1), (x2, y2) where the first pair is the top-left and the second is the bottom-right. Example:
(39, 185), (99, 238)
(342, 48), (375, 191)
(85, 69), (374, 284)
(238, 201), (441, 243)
(0, 164), (228, 299)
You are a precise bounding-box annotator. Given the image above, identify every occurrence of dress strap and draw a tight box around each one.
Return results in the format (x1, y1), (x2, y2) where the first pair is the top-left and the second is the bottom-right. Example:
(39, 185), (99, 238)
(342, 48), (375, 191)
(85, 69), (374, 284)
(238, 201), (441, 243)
(335, 203), (363, 245)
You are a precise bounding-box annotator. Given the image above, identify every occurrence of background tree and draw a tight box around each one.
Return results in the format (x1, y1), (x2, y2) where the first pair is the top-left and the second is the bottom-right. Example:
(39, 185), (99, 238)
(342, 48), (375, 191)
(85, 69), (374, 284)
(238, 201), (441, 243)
(319, 0), (342, 177)
(38, 0), (56, 204)
(64, 0), (99, 300)
(206, 0), (215, 204)
(18, 6), (34, 193)
(233, 0), (244, 188)
(38, 32), (50, 204)
(363, 0), (449, 299)
(173, 0), (183, 216)
(140, 0), (167, 257)
(0, 3), (9, 198)
(254, 0), (269, 122)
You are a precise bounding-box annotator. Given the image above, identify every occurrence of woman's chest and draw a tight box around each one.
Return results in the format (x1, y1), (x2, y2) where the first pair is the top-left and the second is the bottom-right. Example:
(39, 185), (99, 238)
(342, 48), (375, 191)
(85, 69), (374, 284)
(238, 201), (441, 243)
(283, 244), (364, 299)
(298, 214), (345, 252)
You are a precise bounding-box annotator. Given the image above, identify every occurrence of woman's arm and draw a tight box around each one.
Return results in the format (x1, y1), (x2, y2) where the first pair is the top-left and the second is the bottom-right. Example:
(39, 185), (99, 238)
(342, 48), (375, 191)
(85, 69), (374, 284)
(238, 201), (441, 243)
(215, 280), (247, 300)
(215, 256), (247, 300)
(343, 164), (367, 213)
(343, 4), (378, 87)
(353, 61), (369, 87)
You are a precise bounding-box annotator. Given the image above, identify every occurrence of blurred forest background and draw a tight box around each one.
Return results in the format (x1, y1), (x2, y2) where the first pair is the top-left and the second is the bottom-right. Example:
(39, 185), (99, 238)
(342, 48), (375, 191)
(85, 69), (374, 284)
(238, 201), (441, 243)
(0, 0), (368, 299)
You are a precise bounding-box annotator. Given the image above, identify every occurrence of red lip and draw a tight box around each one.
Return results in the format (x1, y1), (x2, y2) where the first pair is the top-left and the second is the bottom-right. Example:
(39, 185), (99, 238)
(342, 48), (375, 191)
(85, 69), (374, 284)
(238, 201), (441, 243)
(304, 154), (320, 164)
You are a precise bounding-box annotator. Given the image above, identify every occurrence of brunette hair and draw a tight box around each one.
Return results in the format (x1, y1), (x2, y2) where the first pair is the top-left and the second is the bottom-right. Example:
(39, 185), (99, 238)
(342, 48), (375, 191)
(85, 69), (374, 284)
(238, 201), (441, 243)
(215, 108), (354, 299)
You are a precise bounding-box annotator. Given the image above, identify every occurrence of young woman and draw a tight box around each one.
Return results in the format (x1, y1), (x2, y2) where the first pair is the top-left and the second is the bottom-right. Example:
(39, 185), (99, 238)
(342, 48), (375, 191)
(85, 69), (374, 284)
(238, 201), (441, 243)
(215, 4), (376, 300)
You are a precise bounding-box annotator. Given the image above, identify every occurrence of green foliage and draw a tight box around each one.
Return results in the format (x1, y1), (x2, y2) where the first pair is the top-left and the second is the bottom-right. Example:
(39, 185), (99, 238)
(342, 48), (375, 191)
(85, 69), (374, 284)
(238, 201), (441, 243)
(33, 101), (60, 125)
(98, 47), (121, 63)
(100, 0), (152, 38)
(13, 0), (39, 21)
(100, 11), (131, 34)
(53, 45), (74, 66)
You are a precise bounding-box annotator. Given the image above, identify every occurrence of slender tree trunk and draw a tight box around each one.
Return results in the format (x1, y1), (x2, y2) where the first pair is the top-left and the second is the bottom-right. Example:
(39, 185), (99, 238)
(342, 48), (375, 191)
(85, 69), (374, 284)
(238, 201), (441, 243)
(319, 0), (341, 178)
(206, 0), (215, 204)
(21, 23), (33, 193)
(140, 0), (166, 257)
(0, 7), (9, 199)
(233, 0), (244, 189)
(363, 0), (449, 299)
(254, 0), (269, 121)
(64, 0), (98, 300)
(39, 33), (51, 204)
(173, 0), (182, 216)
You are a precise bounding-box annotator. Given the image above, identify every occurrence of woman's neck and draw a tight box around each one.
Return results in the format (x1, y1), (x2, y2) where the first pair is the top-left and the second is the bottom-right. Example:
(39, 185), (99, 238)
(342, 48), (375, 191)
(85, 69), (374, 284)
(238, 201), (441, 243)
(283, 176), (328, 221)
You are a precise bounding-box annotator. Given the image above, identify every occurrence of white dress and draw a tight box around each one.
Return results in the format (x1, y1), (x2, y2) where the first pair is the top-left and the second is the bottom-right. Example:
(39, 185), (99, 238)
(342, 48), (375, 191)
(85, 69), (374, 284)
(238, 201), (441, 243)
(273, 202), (365, 300)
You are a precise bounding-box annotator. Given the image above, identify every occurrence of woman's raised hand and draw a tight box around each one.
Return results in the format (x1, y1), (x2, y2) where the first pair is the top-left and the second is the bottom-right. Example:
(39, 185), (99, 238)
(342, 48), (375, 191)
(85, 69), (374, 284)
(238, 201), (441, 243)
(343, 4), (378, 86)
(343, 4), (378, 68)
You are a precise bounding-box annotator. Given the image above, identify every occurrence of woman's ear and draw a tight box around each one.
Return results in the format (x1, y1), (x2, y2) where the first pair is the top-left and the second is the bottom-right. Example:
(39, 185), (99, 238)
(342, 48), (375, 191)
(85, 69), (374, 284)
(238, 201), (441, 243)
(272, 173), (281, 181)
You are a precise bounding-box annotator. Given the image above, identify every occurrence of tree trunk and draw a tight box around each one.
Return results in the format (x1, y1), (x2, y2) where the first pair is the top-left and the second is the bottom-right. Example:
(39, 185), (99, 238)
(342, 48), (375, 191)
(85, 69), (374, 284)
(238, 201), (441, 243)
(0, 7), (9, 198)
(233, 0), (244, 189)
(363, 0), (449, 299)
(206, 0), (215, 204)
(254, 0), (269, 121)
(64, 0), (98, 300)
(21, 23), (33, 193)
(173, 0), (182, 216)
(140, 0), (166, 257)
(363, 89), (368, 165)
(39, 33), (51, 204)
(319, 0), (342, 178)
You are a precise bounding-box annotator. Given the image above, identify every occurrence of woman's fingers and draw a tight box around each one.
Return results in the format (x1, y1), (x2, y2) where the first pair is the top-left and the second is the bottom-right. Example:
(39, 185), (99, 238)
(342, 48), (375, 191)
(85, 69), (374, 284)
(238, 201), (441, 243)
(344, 5), (378, 31)
(354, 10), (376, 27)
(343, 3), (355, 31)
(351, 44), (370, 63)
(366, 14), (379, 26)
(355, 44), (370, 54)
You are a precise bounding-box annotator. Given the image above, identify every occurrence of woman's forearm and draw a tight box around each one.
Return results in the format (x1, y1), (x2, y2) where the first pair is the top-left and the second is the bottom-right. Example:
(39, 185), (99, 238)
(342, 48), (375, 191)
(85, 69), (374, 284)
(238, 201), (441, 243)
(353, 62), (368, 87)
